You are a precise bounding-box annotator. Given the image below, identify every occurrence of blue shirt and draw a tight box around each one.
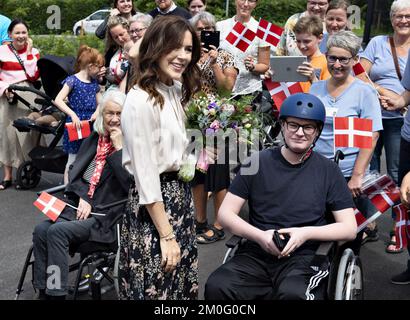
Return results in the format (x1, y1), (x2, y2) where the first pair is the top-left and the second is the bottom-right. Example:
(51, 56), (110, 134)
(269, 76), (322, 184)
(310, 79), (383, 177)
(361, 35), (407, 119)
(400, 50), (410, 142)
(0, 15), (11, 44)
(319, 33), (329, 54)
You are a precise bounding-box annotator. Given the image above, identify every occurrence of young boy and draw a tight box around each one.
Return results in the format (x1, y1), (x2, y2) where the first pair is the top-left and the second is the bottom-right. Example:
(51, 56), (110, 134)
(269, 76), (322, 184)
(294, 15), (330, 93)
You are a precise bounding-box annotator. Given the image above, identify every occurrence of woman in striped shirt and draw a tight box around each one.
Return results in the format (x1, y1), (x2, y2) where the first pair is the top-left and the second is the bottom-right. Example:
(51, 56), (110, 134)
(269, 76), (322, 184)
(0, 19), (41, 190)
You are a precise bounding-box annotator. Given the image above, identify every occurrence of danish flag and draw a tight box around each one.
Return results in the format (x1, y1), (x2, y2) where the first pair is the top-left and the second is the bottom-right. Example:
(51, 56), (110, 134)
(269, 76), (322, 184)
(256, 19), (283, 48)
(225, 22), (256, 52)
(352, 62), (366, 76)
(362, 174), (401, 214)
(34, 192), (67, 222)
(65, 120), (91, 142)
(394, 204), (409, 249)
(334, 117), (373, 149)
(264, 79), (303, 110)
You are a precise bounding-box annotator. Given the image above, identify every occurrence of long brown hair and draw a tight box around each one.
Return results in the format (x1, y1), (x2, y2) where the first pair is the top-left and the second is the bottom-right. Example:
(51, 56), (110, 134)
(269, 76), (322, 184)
(131, 15), (201, 108)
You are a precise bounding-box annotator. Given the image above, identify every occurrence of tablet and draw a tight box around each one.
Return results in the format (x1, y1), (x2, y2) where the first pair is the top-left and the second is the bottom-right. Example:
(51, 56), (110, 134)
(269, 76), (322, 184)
(270, 56), (309, 82)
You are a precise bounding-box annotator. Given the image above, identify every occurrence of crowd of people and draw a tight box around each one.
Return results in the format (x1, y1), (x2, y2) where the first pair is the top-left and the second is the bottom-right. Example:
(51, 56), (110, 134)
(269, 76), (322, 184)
(1, 0), (410, 300)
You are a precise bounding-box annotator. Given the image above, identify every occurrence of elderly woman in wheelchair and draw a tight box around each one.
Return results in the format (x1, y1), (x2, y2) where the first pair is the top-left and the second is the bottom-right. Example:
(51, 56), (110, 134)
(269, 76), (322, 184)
(204, 93), (357, 300)
(31, 89), (130, 300)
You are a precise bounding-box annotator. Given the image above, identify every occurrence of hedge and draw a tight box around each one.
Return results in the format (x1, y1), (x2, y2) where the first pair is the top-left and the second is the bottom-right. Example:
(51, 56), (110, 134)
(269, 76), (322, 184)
(32, 34), (105, 57)
(1, 0), (368, 35)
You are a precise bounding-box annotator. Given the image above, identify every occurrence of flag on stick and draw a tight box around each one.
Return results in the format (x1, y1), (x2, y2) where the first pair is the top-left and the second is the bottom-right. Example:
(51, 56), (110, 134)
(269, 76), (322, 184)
(264, 79), (303, 110)
(334, 117), (373, 149)
(256, 19), (283, 48)
(34, 192), (66, 222)
(225, 22), (256, 52)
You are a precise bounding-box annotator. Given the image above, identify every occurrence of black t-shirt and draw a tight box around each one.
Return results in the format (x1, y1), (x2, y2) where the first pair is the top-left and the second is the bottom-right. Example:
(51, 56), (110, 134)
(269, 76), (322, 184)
(229, 147), (354, 253)
(149, 7), (192, 20)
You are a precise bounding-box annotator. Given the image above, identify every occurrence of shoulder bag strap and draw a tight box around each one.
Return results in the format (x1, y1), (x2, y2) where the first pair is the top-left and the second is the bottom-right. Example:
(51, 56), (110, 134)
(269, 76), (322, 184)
(389, 36), (402, 81)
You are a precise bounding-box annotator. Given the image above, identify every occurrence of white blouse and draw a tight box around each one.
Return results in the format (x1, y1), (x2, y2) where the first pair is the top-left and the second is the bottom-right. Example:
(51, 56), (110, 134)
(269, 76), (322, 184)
(121, 81), (188, 205)
(216, 16), (269, 95)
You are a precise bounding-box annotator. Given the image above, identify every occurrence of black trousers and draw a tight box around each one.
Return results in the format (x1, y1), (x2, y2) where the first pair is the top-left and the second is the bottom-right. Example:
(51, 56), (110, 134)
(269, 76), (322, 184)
(205, 242), (328, 300)
(399, 137), (410, 185)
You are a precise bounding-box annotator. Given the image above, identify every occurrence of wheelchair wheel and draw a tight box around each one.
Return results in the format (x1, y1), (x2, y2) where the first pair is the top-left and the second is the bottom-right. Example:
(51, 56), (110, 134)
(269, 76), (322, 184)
(16, 161), (41, 189)
(335, 248), (364, 300)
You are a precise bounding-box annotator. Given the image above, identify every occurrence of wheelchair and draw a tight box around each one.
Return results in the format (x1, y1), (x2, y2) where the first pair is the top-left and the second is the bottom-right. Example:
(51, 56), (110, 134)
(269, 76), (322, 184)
(15, 185), (126, 300)
(222, 235), (364, 300)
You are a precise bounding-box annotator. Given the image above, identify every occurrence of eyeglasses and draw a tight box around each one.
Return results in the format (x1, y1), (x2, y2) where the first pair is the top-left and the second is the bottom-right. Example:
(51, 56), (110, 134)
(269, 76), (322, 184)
(393, 14), (410, 21)
(308, 1), (328, 7)
(238, 0), (258, 4)
(284, 121), (317, 135)
(326, 54), (353, 65)
(197, 26), (215, 32)
(129, 27), (146, 34)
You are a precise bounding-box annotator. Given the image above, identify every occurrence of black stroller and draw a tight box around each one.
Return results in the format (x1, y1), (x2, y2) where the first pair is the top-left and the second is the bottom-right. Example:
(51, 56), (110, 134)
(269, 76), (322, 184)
(11, 55), (75, 189)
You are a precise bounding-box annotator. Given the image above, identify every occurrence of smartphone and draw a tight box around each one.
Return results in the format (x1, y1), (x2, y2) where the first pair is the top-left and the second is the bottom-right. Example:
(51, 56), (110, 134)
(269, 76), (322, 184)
(201, 30), (220, 51)
(272, 230), (290, 252)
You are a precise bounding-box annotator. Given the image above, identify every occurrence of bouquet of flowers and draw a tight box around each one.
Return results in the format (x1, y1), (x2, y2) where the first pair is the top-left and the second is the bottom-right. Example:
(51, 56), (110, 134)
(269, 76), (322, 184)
(179, 92), (269, 179)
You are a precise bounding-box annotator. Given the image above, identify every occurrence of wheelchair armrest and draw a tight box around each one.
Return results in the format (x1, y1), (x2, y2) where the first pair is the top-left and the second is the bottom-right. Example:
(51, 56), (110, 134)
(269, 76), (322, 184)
(225, 235), (244, 248)
(94, 198), (128, 211)
(37, 184), (67, 196)
(315, 241), (335, 256)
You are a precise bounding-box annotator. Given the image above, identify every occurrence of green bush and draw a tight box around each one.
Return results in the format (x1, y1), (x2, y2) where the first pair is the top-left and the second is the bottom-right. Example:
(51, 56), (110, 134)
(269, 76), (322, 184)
(1, 0), (369, 36)
(32, 34), (105, 57)
(1, 0), (111, 34)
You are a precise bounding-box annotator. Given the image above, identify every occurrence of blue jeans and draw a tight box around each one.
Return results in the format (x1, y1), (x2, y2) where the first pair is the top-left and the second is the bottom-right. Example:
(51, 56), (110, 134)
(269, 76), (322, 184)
(370, 118), (403, 185)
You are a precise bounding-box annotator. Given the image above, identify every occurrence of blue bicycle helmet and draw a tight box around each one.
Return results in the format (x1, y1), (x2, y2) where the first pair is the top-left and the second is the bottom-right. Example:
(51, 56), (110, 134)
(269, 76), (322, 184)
(279, 93), (326, 126)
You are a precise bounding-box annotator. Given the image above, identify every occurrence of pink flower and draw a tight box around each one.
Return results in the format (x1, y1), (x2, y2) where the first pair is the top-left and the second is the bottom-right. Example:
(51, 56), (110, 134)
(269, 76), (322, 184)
(210, 120), (220, 130)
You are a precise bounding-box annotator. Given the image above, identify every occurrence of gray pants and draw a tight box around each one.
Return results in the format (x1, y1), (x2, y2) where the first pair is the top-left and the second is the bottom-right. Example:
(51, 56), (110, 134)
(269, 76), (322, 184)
(32, 217), (96, 296)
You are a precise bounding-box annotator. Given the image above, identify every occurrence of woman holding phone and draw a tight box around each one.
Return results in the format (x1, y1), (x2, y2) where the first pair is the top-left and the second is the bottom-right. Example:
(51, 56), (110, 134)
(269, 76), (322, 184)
(190, 12), (238, 244)
(95, 0), (136, 40)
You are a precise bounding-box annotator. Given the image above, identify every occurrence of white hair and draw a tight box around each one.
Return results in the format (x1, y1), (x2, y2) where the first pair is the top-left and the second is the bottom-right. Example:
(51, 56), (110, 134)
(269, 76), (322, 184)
(130, 13), (153, 28)
(94, 89), (126, 135)
(327, 30), (362, 56)
(390, 0), (410, 20)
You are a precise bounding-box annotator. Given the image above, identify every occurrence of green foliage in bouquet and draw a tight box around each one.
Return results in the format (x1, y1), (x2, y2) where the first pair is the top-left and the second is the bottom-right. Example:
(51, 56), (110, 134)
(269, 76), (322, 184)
(185, 92), (271, 146)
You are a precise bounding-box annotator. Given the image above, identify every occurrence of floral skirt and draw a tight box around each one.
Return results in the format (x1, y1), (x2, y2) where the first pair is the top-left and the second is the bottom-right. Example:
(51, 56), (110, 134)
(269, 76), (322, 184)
(118, 177), (198, 300)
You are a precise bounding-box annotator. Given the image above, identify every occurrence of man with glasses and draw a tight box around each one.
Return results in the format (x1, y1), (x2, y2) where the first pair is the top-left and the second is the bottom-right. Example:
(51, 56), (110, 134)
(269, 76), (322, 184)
(205, 93), (357, 300)
(277, 0), (329, 56)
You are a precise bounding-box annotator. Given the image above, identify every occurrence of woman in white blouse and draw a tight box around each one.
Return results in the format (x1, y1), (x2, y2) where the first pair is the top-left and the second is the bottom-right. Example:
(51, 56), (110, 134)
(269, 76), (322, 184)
(119, 15), (201, 300)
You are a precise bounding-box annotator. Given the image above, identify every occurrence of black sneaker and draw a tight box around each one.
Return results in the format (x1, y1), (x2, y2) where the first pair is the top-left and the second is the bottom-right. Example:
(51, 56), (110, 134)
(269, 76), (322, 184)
(391, 270), (410, 284)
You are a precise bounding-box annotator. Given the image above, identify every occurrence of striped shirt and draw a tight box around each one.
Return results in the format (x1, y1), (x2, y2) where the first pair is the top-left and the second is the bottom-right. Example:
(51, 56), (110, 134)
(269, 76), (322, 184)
(82, 159), (97, 184)
(0, 44), (40, 96)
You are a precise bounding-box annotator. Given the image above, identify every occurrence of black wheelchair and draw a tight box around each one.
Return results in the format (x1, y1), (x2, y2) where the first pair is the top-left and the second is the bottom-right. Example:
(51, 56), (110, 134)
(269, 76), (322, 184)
(222, 235), (363, 300)
(15, 184), (126, 300)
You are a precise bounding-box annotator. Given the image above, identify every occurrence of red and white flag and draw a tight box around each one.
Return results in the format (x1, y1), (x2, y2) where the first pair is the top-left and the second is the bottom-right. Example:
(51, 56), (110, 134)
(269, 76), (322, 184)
(362, 174), (396, 195)
(362, 174), (401, 213)
(368, 189), (401, 213)
(225, 22), (256, 52)
(352, 62), (366, 76)
(33, 192), (67, 222)
(334, 117), (373, 149)
(394, 204), (409, 250)
(256, 19), (283, 48)
(264, 79), (303, 110)
(355, 207), (382, 232)
(65, 120), (91, 142)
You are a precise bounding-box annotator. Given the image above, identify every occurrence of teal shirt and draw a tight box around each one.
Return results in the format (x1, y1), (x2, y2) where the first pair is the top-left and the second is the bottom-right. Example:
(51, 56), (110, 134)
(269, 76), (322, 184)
(0, 15), (11, 44)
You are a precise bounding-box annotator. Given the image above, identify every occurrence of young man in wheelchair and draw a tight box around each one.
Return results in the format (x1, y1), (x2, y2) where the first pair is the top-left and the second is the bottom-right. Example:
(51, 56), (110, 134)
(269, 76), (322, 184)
(205, 93), (357, 300)
(31, 90), (131, 300)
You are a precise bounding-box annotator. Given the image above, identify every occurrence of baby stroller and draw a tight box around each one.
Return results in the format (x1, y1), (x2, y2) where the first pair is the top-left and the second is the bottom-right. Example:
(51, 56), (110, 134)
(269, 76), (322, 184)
(11, 55), (75, 189)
